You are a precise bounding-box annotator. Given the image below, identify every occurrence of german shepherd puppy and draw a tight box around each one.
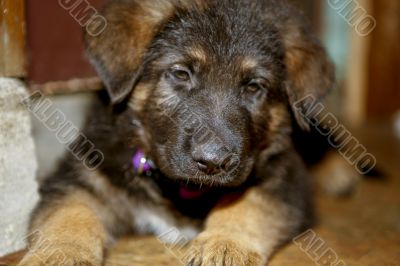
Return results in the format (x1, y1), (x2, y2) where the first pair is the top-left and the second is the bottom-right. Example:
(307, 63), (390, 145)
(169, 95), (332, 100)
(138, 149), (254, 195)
(19, 0), (334, 265)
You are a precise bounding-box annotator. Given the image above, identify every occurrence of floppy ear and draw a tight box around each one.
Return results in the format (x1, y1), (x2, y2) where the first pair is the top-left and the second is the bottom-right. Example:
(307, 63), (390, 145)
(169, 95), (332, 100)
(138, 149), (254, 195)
(280, 17), (335, 131)
(84, 1), (176, 104)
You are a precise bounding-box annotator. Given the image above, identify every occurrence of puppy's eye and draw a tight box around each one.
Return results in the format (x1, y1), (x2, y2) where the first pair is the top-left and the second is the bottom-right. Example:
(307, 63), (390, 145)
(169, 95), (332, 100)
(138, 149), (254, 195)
(244, 79), (268, 97)
(170, 67), (191, 82)
(246, 82), (262, 94)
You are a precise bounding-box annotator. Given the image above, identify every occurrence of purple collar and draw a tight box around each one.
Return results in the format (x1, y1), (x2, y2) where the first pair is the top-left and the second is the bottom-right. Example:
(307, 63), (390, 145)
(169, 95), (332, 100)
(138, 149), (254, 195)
(132, 150), (210, 200)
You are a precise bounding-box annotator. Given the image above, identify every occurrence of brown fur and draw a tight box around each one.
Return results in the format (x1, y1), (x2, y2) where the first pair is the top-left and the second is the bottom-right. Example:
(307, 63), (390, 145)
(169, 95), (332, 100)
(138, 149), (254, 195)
(187, 45), (208, 64)
(19, 190), (106, 265)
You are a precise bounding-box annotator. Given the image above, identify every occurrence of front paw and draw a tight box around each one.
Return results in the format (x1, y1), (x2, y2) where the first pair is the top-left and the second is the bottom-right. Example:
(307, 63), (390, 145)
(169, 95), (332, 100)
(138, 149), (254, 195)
(185, 233), (264, 266)
(17, 245), (100, 266)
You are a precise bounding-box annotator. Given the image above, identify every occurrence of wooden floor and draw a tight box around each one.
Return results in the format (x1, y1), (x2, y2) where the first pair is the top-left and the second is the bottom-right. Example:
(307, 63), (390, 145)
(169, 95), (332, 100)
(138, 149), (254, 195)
(2, 120), (400, 266)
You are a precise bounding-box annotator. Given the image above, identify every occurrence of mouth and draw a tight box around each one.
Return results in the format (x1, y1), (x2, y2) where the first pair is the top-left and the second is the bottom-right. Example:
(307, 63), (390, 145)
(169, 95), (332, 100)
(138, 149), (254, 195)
(168, 159), (249, 189)
(173, 169), (246, 191)
(179, 183), (211, 200)
(139, 148), (250, 195)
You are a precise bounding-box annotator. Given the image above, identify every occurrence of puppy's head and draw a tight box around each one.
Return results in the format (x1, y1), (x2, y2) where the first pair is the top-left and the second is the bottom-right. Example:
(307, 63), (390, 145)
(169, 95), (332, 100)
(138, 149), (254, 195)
(85, 0), (334, 187)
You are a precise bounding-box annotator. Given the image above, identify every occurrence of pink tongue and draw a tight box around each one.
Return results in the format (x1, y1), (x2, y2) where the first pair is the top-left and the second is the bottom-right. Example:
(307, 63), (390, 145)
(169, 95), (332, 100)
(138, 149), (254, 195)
(179, 185), (209, 200)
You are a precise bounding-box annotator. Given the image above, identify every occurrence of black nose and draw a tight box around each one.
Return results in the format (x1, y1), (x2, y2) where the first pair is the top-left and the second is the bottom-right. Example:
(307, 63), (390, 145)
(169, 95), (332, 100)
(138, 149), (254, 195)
(192, 146), (231, 175)
(192, 151), (222, 175)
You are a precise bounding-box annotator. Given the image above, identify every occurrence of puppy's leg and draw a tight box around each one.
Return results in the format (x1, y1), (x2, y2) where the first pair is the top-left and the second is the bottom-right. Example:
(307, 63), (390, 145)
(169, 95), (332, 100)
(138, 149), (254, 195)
(312, 150), (361, 196)
(185, 187), (305, 266)
(18, 190), (107, 266)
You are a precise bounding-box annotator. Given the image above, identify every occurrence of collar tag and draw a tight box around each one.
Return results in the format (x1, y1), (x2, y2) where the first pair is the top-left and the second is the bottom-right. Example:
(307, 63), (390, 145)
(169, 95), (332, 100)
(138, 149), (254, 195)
(132, 150), (154, 175)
